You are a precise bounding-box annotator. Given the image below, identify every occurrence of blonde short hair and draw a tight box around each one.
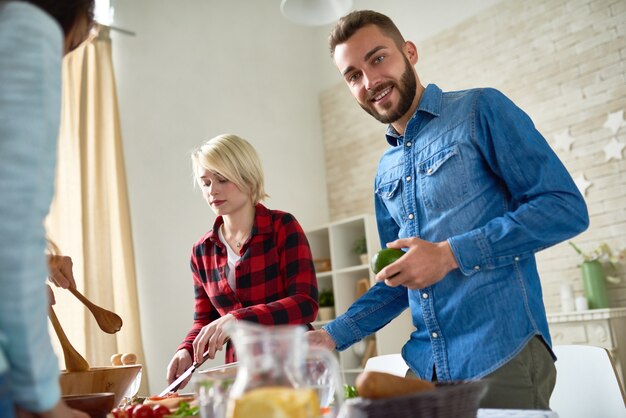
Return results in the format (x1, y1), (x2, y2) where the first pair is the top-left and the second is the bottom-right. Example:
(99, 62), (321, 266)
(191, 134), (268, 203)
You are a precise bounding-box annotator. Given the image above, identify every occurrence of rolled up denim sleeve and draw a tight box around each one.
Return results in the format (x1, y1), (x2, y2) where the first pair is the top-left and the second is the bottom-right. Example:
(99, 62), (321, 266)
(448, 89), (589, 275)
(324, 282), (408, 351)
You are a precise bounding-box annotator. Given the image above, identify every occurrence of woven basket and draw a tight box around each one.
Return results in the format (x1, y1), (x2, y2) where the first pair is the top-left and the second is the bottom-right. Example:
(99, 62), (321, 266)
(342, 380), (487, 418)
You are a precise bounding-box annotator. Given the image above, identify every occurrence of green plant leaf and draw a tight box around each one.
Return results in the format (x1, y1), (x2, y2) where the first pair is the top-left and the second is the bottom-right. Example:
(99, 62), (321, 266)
(319, 288), (334, 307)
(352, 237), (367, 255)
(569, 241), (583, 256)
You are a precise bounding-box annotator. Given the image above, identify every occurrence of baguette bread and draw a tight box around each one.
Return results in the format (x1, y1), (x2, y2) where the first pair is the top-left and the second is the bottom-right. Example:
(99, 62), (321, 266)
(355, 370), (435, 399)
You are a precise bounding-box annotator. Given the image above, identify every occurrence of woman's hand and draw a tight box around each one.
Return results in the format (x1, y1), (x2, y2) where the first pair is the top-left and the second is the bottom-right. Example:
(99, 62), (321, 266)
(166, 349), (192, 388)
(47, 254), (76, 289)
(192, 314), (236, 363)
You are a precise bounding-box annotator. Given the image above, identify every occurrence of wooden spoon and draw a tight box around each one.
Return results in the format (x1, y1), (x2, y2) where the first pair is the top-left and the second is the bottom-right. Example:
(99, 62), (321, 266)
(68, 287), (123, 334)
(48, 306), (90, 372)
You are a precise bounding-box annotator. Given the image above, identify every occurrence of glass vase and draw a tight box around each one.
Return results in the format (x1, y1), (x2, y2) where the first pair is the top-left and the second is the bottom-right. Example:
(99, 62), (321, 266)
(581, 260), (609, 309)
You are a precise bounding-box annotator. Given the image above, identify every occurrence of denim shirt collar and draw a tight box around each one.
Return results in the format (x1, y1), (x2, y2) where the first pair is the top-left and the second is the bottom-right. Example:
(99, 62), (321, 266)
(385, 84), (443, 146)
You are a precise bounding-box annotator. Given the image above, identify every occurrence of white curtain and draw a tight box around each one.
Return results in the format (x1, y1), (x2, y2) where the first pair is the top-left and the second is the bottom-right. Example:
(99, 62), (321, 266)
(46, 25), (148, 394)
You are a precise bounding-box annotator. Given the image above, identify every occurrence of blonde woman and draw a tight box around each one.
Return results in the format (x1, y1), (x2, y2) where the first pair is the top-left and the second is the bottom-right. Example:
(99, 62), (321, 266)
(166, 134), (319, 389)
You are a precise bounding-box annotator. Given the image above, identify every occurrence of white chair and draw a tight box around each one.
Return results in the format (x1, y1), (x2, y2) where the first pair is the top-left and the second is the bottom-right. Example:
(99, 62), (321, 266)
(550, 344), (626, 418)
(363, 353), (409, 377)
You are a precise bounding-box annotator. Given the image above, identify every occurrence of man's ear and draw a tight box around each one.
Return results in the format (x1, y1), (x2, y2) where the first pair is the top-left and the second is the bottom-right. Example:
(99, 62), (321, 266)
(404, 41), (418, 65)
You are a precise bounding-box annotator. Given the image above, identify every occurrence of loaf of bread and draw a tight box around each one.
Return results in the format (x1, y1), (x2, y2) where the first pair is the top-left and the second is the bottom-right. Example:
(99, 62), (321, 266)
(355, 371), (435, 399)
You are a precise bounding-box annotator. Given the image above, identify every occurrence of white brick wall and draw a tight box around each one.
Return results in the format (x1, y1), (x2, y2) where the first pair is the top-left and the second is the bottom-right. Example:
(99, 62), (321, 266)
(319, 0), (626, 312)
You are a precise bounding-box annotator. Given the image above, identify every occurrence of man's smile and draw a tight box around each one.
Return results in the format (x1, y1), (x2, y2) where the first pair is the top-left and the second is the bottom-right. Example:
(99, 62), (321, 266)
(372, 86), (392, 102)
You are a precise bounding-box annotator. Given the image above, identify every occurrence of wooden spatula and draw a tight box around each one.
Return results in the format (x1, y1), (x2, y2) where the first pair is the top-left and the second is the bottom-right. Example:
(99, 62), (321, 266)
(68, 287), (123, 334)
(48, 306), (89, 372)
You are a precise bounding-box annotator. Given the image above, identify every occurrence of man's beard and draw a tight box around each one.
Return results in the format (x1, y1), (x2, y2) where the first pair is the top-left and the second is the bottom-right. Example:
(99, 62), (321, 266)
(360, 56), (417, 124)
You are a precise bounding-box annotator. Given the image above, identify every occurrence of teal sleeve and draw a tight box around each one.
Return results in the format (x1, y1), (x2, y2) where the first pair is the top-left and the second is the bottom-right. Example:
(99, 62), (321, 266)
(0, 2), (64, 412)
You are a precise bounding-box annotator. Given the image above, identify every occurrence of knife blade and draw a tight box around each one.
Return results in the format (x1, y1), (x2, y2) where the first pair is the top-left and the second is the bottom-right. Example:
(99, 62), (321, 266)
(159, 352), (238, 396)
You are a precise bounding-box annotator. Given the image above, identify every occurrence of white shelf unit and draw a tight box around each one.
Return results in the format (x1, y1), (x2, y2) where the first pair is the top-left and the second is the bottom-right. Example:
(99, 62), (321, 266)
(547, 307), (626, 386)
(306, 214), (414, 385)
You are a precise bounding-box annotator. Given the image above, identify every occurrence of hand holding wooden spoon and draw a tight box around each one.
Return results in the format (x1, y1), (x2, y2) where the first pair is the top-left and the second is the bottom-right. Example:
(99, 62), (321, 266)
(47, 250), (123, 333)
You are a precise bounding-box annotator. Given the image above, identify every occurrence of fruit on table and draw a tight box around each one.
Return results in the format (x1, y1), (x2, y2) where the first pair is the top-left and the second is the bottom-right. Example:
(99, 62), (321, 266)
(370, 248), (406, 274)
(112, 403), (179, 418)
(110, 407), (128, 418)
(121, 353), (137, 365)
(151, 404), (169, 418)
(231, 387), (321, 418)
(132, 404), (153, 418)
(111, 352), (137, 366)
(122, 404), (137, 417)
(111, 353), (123, 366)
(356, 370), (435, 399)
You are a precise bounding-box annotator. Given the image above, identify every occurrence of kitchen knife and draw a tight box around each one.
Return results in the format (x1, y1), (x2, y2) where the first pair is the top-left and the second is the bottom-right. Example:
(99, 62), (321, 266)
(159, 352), (238, 396)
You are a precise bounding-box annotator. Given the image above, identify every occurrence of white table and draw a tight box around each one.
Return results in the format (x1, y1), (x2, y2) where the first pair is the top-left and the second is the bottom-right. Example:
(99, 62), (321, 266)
(478, 409), (559, 418)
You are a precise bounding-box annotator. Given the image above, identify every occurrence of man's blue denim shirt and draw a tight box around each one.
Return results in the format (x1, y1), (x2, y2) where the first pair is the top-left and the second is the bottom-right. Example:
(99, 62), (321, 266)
(324, 84), (589, 381)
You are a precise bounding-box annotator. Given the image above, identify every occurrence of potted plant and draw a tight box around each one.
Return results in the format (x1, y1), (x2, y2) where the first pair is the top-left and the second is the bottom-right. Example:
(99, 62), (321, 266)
(352, 237), (368, 265)
(317, 288), (335, 321)
(569, 242), (624, 309)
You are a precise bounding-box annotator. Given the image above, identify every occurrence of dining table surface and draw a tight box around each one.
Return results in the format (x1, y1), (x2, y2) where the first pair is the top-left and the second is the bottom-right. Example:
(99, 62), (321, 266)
(478, 409), (559, 418)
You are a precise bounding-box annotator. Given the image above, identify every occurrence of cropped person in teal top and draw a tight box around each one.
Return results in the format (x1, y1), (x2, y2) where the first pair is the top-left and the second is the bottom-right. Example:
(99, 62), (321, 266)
(307, 10), (589, 410)
(0, 1), (94, 417)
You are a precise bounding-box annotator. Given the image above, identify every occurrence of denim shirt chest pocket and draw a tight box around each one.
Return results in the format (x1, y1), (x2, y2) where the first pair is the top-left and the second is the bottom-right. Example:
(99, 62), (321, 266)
(375, 172), (406, 225)
(418, 144), (468, 211)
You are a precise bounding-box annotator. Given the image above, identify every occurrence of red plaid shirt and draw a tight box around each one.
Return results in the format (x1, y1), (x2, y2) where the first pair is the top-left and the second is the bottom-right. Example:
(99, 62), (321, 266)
(177, 203), (319, 363)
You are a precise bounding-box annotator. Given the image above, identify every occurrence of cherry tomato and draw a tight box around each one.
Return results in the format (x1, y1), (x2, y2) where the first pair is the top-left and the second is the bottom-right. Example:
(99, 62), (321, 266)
(151, 404), (170, 418)
(124, 404), (137, 418)
(111, 407), (129, 418)
(132, 404), (154, 418)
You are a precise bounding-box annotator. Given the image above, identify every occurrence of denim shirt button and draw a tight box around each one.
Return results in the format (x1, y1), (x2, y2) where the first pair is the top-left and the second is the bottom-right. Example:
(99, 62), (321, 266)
(432, 332), (438, 338)
(406, 141), (412, 147)
(514, 256), (520, 261)
(408, 213), (414, 220)
(474, 265), (480, 271)
(422, 293), (428, 299)
(406, 175), (411, 181)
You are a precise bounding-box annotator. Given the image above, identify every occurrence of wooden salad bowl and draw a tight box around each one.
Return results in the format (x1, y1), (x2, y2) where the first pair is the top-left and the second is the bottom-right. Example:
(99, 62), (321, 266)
(59, 364), (142, 407)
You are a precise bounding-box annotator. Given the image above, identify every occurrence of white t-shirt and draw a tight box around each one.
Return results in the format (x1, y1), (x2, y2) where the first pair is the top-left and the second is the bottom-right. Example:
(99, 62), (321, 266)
(218, 226), (241, 291)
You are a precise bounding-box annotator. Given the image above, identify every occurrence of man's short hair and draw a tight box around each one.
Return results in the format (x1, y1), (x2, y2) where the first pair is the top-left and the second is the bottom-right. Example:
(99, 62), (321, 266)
(328, 10), (405, 58)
